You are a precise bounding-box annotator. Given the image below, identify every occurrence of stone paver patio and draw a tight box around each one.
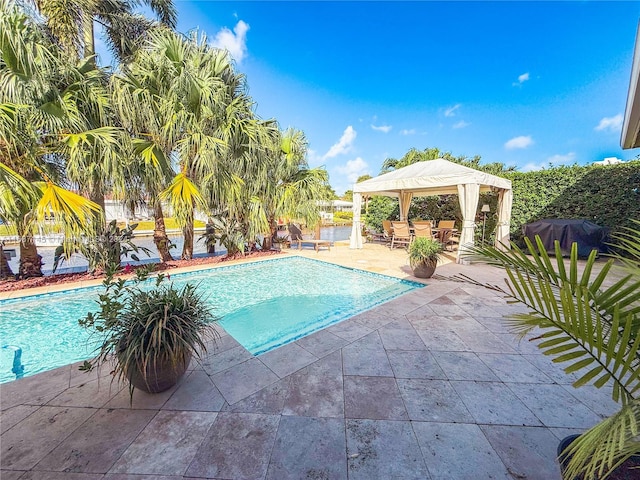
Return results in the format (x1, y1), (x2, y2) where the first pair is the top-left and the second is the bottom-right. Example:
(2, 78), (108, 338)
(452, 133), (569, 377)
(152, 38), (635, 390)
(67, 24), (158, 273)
(0, 244), (619, 479)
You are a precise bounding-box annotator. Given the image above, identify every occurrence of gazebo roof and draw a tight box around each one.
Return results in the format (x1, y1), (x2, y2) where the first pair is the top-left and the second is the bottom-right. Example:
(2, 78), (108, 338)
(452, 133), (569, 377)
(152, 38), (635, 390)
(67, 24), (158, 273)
(352, 159), (512, 197)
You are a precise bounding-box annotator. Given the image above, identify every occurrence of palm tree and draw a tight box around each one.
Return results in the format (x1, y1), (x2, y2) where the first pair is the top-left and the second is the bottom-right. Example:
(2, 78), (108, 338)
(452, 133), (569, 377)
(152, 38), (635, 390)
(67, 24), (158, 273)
(114, 29), (267, 260)
(467, 232), (640, 479)
(34, 0), (177, 62)
(0, 0), (103, 277)
(249, 127), (329, 251)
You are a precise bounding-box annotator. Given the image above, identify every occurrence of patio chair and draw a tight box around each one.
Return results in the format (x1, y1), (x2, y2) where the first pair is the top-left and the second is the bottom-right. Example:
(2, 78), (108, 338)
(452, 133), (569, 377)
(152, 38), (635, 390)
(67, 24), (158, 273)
(436, 220), (457, 251)
(370, 220), (392, 244)
(437, 220), (456, 230)
(412, 223), (434, 239)
(390, 221), (413, 249)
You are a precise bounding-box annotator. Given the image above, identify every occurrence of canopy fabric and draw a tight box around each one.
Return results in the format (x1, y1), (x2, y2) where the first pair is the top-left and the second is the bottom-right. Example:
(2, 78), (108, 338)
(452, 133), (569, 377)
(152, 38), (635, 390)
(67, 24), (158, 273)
(457, 183), (480, 263)
(352, 159), (511, 197)
(399, 191), (413, 221)
(350, 192), (363, 248)
(496, 189), (513, 251)
(350, 159), (513, 262)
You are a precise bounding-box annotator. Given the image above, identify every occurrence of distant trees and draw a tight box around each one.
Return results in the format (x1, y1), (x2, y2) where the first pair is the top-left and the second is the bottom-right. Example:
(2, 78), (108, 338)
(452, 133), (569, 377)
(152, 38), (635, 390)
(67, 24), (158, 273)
(381, 146), (515, 175)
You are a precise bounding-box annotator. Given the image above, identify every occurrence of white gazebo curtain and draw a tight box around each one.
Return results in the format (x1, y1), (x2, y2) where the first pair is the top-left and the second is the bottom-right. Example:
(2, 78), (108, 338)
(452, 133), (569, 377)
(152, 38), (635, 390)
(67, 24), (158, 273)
(350, 193), (363, 249)
(495, 189), (513, 251)
(457, 183), (480, 264)
(399, 191), (413, 221)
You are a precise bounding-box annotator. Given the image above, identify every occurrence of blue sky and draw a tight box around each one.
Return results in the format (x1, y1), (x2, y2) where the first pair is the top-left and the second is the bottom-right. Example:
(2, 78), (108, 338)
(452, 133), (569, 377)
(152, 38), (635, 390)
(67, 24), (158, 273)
(98, 1), (640, 195)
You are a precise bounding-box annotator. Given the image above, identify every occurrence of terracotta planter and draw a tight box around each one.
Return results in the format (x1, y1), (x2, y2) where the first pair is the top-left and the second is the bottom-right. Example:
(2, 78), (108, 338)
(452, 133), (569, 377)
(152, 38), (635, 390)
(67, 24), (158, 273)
(125, 352), (191, 393)
(412, 260), (437, 279)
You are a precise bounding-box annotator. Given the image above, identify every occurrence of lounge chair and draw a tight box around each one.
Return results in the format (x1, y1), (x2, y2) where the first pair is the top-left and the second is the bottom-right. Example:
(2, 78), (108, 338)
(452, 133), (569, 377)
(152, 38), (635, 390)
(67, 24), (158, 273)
(390, 221), (413, 249)
(288, 223), (331, 252)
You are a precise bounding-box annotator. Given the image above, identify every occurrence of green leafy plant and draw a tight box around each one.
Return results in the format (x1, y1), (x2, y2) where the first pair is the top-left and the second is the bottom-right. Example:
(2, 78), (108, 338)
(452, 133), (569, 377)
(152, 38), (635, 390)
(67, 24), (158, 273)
(79, 271), (218, 400)
(464, 227), (640, 479)
(54, 220), (152, 274)
(210, 215), (246, 257)
(408, 237), (443, 268)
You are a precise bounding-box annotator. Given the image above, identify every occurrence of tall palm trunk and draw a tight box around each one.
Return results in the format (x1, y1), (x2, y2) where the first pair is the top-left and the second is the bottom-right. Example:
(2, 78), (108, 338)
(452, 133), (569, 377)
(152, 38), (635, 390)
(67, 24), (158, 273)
(89, 183), (106, 230)
(0, 244), (14, 279)
(264, 215), (277, 250)
(181, 216), (194, 259)
(153, 203), (173, 262)
(18, 233), (43, 278)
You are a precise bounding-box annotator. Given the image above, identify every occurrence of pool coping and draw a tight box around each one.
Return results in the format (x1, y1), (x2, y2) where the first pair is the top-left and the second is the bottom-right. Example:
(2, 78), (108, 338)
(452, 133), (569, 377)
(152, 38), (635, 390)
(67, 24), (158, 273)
(0, 251), (425, 302)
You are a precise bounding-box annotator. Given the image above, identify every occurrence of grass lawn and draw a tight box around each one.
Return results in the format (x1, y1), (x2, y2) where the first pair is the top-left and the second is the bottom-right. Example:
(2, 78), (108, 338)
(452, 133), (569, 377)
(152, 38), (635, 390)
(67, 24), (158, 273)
(119, 219), (206, 230)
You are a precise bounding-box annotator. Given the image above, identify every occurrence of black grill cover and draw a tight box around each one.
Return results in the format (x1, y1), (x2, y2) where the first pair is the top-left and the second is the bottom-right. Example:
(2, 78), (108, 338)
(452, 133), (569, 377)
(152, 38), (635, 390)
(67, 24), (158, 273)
(522, 219), (609, 257)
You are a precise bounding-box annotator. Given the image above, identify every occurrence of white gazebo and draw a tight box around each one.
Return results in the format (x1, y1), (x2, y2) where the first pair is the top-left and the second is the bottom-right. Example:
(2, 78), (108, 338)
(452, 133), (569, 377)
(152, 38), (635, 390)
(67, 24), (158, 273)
(349, 159), (513, 263)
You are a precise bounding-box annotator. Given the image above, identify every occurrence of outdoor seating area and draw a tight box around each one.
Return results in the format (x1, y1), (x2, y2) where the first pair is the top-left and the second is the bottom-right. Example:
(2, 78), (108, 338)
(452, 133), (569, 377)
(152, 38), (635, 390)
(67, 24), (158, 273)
(370, 219), (460, 252)
(0, 245), (619, 479)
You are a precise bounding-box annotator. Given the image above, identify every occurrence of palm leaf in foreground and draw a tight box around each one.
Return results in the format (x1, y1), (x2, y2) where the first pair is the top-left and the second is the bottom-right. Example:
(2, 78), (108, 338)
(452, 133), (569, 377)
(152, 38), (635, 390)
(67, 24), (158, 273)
(459, 231), (640, 479)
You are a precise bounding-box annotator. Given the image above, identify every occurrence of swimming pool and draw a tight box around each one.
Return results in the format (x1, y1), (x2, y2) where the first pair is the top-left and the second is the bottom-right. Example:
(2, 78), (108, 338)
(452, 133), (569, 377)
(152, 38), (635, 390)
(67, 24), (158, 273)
(0, 256), (423, 383)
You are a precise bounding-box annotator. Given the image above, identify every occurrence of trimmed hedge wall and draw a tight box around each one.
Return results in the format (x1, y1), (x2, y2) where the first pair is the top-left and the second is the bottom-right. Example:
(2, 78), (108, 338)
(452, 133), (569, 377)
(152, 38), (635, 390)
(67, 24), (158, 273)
(505, 161), (640, 241)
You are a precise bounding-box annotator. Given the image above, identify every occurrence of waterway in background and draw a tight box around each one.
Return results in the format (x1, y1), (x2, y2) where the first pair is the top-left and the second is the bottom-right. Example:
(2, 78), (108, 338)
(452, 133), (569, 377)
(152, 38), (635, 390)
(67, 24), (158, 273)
(4, 226), (352, 275)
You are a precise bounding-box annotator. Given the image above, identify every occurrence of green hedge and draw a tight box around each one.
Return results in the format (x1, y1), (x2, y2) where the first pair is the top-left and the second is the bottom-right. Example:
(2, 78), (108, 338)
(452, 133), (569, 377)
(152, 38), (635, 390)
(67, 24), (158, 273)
(505, 161), (640, 241)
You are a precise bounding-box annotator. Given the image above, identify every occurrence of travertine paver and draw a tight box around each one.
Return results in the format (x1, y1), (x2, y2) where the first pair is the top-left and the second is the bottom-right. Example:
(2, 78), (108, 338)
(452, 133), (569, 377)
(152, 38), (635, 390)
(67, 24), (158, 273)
(185, 412), (279, 479)
(2, 252), (618, 480)
(346, 419), (430, 479)
(211, 357), (279, 404)
(413, 421), (512, 480)
(109, 410), (217, 475)
(265, 416), (347, 480)
(258, 341), (318, 378)
(480, 425), (563, 480)
(341, 331), (394, 377)
(343, 376), (408, 420)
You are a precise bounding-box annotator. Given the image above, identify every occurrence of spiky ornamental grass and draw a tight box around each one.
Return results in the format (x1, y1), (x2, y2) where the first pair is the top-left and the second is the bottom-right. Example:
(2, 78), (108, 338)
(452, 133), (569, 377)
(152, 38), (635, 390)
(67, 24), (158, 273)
(79, 270), (218, 400)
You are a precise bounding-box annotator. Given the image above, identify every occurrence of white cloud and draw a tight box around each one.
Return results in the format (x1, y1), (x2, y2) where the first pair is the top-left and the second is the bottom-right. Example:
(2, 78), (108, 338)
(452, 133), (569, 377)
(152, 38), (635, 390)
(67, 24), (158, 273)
(212, 20), (250, 64)
(504, 135), (534, 150)
(371, 124), (392, 133)
(520, 152), (576, 172)
(323, 126), (357, 159)
(453, 120), (470, 129)
(400, 129), (416, 136)
(336, 157), (370, 184)
(444, 104), (461, 117)
(513, 72), (530, 86)
(594, 114), (623, 133)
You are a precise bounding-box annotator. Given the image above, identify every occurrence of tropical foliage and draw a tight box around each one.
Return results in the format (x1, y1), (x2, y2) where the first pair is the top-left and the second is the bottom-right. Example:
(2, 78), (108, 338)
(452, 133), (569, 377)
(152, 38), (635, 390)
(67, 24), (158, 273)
(79, 270), (217, 399)
(0, 1), (329, 277)
(466, 229), (640, 479)
(0, 0), (103, 277)
(408, 236), (443, 268)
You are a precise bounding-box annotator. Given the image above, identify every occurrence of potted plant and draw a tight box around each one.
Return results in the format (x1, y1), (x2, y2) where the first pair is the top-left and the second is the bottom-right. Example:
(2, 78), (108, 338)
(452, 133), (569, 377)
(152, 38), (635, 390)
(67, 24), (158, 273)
(464, 226), (640, 479)
(408, 237), (443, 278)
(79, 268), (218, 398)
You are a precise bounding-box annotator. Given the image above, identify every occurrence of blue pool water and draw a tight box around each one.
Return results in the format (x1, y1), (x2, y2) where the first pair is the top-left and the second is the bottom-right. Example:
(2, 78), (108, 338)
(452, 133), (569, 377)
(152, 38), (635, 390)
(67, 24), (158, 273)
(0, 257), (422, 383)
